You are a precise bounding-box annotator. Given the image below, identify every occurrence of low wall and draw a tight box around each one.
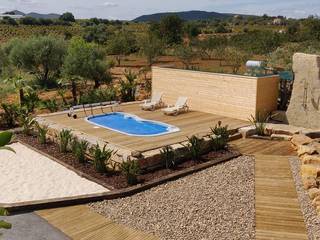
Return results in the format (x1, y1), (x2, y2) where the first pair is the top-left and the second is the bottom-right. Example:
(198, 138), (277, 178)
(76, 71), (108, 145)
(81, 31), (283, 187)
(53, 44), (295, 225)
(152, 67), (279, 120)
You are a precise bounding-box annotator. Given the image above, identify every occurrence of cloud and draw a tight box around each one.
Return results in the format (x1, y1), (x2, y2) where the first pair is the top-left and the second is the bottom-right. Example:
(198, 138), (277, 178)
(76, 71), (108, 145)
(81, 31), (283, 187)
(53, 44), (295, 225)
(102, 2), (118, 7)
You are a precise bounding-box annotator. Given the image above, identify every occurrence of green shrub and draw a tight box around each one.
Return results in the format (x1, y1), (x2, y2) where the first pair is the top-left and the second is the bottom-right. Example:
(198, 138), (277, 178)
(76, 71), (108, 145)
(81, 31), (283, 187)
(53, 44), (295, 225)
(0, 103), (20, 128)
(119, 69), (137, 102)
(0, 131), (15, 152)
(36, 124), (48, 144)
(71, 138), (89, 164)
(90, 144), (113, 173)
(18, 113), (35, 136)
(249, 113), (269, 136)
(210, 121), (229, 151)
(120, 159), (140, 185)
(79, 88), (117, 105)
(186, 135), (204, 161)
(0, 208), (11, 231)
(23, 90), (40, 113)
(42, 99), (59, 113)
(58, 129), (72, 153)
(160, 145), (176, 169)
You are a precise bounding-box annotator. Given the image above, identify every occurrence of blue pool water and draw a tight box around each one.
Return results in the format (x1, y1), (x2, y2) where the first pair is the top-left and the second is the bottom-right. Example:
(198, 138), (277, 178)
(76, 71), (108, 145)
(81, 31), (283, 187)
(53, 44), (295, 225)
(86, 112), (180, 137)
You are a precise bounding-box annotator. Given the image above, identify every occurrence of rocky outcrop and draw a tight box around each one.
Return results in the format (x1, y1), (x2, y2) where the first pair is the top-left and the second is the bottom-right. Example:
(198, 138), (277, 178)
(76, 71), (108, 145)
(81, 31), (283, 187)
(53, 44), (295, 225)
(287, 53), (320, 129)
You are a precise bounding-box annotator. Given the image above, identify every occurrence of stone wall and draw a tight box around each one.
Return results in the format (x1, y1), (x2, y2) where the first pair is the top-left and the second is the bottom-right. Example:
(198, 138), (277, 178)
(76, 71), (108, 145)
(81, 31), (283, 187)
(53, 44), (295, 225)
(287, 53), (320, 129)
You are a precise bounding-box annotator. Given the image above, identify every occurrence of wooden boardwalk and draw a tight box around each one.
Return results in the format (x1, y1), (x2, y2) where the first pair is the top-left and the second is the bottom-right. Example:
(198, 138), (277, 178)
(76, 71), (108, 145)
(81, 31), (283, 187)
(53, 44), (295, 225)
(232, 139), (308, 240)
(42, 103), (248, 152)
(36, 205), (158, 240)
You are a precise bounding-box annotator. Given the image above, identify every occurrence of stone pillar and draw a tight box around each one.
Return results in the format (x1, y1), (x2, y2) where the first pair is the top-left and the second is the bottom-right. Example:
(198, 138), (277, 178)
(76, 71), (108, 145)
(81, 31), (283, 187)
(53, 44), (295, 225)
(287, 53), (320, 129)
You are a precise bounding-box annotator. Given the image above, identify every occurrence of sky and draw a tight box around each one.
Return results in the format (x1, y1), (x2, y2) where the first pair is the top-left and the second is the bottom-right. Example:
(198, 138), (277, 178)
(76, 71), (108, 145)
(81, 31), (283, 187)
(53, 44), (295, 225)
(0, 0), (319, 20)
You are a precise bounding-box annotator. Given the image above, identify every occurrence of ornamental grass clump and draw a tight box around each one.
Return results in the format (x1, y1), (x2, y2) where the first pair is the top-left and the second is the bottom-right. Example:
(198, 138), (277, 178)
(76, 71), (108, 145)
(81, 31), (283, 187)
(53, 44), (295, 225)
(160, 145), (176, 169)
(71, 138), (89, 164)
(58, 129), (72, 153)
(90, 144), (114, 174)
(18, 113), (36, 136)
(36, 124), (48, 144)
(186, 135), (204, 162)
(210, 121), (229, 151)
(120, 159), (140, 185)
(249, 113), (269, 136)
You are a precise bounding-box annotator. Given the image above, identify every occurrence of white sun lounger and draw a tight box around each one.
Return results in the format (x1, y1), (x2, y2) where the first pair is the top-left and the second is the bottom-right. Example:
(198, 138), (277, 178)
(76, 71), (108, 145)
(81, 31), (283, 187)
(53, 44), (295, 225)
(162, 97), (189, 116)
(140, 92), (164, 111)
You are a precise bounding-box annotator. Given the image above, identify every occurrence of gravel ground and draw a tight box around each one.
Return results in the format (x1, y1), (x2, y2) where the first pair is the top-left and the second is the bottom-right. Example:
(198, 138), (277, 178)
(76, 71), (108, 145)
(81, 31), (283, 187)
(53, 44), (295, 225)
(89, 156), (255, 240)
(289, 157), (320, 240)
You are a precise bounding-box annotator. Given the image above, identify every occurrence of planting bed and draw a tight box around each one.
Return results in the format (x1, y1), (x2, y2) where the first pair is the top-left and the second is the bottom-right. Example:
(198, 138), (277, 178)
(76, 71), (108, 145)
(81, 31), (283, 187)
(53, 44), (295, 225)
(17, 133), (240, 190)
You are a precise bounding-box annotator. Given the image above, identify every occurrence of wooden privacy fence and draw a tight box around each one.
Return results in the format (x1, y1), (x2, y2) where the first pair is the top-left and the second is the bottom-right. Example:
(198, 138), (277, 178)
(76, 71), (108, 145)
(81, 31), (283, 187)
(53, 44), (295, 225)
(152, 67), (280, 120)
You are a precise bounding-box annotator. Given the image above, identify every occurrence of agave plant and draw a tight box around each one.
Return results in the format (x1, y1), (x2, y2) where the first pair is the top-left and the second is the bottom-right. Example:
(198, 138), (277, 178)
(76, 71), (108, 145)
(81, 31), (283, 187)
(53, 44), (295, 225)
(120, 158), (140, 185)
(0, 131), (15, 152)
(186, 135), (204, 162)
(0, 132), (14, 232)
(249, 113), (269, 136)
(18, 112), (36, 136)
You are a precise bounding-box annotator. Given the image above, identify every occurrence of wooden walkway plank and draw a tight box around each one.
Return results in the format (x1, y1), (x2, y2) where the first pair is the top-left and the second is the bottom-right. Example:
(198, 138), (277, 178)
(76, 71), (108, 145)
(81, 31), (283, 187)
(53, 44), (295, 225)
(36, 205), (158, 240)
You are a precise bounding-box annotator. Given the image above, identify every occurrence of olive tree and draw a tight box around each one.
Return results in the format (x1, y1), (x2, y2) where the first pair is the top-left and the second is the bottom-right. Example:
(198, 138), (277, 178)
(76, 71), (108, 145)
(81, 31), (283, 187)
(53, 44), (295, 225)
(174, 44), (198, 69)
(139, 31), (164, 66)
(63, 37), (111, 104)
(107, 30), (136, 66)
(4, 36), (67, 88)
(224, 47), (250, 74)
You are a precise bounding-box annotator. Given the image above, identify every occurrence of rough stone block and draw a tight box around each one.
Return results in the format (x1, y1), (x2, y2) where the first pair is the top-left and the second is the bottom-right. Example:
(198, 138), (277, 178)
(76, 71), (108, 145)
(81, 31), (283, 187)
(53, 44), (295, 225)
(238, 126), (256, 138)
(308, 188), (320, 199)
(297, 145), (317, 157)
(271, 134), (292, 141)
(286, 53), (320, 129)
(303, 177), (317, 190)
(291, 134), (313, 147)
(301, 155), (320, 165)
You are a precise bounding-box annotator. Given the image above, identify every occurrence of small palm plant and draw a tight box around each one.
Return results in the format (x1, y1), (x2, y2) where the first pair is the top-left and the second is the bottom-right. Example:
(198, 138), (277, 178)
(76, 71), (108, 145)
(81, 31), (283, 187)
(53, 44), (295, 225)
(90, 144), (114, 173)
(36, 124), (48, 144)
(160, 145), (176, 169)
(186, 135), (204, 162)
(71, 138), (89, 164)
(120, 158), (140, 185)
(18, 112), (36, 136)
(58, 129), (72, 153)
(210, 121), (229, 151)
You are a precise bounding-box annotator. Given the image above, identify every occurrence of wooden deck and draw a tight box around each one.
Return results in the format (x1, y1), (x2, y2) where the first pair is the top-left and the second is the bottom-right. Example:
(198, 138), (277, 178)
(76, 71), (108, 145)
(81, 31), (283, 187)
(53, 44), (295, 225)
(42, 103), (248, 152)
(232, 139), (307, 240)
(36, 205), (158, 240)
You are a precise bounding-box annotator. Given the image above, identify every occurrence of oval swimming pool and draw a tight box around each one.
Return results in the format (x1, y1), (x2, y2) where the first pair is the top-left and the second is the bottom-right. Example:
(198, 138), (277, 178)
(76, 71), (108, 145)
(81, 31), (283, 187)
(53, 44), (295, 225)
(86, 112), (180, 137)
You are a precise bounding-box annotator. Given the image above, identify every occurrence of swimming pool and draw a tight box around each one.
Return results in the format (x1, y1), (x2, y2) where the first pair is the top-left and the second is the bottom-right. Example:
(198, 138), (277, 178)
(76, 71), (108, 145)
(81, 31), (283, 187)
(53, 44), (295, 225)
(86, 112), (180, 137)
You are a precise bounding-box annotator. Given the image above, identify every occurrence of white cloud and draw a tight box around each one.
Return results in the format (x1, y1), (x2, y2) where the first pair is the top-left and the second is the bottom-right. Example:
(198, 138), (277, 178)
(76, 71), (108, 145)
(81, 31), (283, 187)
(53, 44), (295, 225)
(102, 2), (118, 7)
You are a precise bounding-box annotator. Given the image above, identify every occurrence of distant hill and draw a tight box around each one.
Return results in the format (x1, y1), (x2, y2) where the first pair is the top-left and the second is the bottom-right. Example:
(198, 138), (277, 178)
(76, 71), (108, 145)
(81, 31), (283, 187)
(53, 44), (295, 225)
(2, 10), (60, 19)
(133, 10), (246, 22)
(26, 12), (60, 19)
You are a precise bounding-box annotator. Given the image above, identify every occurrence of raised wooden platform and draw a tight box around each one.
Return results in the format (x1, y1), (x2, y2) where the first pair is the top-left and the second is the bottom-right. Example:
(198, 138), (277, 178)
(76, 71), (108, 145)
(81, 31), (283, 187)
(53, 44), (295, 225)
(41, 103), (248, 152)
(37, 205), (158, 240)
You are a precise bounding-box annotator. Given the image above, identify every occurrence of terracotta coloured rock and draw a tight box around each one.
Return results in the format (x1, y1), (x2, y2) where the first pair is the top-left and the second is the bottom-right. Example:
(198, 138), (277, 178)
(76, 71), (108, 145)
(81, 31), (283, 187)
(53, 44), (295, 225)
(301, 154), (320, 165)
(301, 164), (320, 178)
(308, 188), (320, 199)
(303, 177), (318, 190)
(297, 145), (317, 156)
(287, 53), (320, 129)
(291, 134), (313, 147)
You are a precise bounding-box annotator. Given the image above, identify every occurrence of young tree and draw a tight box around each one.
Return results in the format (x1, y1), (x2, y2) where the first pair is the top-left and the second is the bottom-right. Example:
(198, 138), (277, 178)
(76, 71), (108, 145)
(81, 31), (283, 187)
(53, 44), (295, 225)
(174, 44), (198, 69)
(63, 38), (111, 104)
(107, 30), (136, 66)
(159, 15), (184, 45)
(8, 36), (67, 87)
(224, 47), (250, 74)
(60, 12), (75, 22)
(83, 24), (108, 44)
(139, 31), (164, 66)
(183, 22), (201, 39)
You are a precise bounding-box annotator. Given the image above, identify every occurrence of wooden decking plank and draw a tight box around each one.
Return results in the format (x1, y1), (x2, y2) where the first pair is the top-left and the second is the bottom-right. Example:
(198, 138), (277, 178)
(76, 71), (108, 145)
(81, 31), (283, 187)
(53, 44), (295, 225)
(37, 205), (158, 240)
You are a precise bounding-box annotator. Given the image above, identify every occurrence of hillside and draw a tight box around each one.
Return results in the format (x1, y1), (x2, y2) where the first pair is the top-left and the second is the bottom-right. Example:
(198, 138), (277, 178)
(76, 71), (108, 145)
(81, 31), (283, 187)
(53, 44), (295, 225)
(133, 10), (242, 22)
(3, 10), (60, 19)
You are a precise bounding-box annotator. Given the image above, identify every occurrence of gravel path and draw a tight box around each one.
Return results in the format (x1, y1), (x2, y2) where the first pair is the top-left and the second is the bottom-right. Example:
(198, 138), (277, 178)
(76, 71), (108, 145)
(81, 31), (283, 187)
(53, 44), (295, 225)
(89, 156), (255, 240)
(289, 157), (320, 239)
